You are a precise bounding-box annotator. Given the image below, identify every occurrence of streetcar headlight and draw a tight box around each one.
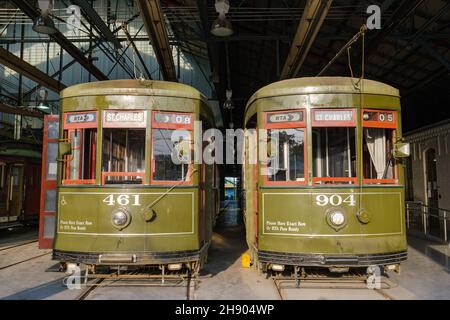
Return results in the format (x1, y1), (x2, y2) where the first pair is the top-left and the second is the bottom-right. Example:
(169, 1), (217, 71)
(326, 209), (346, 231)
(111, 209), (131, 230)
(330, 211), (345, 226)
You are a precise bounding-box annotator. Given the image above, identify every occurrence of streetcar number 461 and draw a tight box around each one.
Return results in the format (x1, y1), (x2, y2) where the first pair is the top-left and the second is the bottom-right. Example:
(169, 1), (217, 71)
(103, 194), (141, 206)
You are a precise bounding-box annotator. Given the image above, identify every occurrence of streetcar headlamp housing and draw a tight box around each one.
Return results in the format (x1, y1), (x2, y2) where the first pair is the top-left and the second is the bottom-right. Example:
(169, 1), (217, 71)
(111, 209), (131, 230)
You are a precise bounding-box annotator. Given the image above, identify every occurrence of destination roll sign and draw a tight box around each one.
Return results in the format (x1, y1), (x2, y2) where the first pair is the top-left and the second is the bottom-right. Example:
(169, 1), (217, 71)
(312, 109), (356, 126)
(103, 110), (147, 128)
(154, 112), (192, 125)
(267, 111), (303, 124)
(64, 111), (97, 129)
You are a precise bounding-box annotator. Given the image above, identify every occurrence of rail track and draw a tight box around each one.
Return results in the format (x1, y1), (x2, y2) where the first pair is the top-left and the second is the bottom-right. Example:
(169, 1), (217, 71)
(0, 240), (50, 271)
(74, 270), (198, 300)
(0, 252), (51, 271)
(272, 275), (397, 300)
(0, 239), (38, 252)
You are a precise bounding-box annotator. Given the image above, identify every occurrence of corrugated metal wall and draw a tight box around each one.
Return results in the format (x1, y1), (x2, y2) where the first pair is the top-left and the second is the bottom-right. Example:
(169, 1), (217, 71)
(0, 0), (216, 117)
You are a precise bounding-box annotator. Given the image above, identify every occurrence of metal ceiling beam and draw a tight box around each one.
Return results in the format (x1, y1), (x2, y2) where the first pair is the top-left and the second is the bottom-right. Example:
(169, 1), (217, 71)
(136, 0), (177, 81)
(11, 0), (108, 81)
(0, 102), (44, 119)
(122, 23), (152, 79)
(280, 0), (333, 79)
(419, 41), (450, 72)
(363, 0), (426, 59)
(71, 0), (122, 49)
(0, 47), (66, 93)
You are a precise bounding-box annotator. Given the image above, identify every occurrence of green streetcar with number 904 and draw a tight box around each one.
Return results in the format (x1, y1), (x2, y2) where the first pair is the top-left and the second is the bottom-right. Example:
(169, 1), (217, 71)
(243, 77), (410, 276)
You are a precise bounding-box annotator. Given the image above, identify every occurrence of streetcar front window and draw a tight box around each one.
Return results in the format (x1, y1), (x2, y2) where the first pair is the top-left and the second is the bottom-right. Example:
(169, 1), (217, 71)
(63, 128), (97, 183)
(267, 128), (305, 182)
(152, 129), (190, 182)
(312, 127), (356, 184)
(363, 128), (395, 181)
(102, 128), (145, 184)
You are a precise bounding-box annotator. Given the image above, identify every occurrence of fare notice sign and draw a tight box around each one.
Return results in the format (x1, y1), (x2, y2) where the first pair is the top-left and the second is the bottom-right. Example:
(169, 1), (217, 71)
(103, 110), (147, 128)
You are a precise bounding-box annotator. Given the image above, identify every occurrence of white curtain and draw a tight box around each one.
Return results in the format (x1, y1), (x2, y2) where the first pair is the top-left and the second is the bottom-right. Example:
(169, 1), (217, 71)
(365, 128), (386, 179)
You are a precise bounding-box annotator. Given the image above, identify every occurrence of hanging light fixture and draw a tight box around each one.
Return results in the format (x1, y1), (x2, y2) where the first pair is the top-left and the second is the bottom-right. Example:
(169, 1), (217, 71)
(211, 0), (233, 37)
(36, 88), (50, 111)
(32, 0), (57, 35)
(36, 102), (50, 111)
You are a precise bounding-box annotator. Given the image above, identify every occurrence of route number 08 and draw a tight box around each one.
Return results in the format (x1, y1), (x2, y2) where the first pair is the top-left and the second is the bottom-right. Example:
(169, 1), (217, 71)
(315, 194), (356, 207)
(103, 194), (141, 206)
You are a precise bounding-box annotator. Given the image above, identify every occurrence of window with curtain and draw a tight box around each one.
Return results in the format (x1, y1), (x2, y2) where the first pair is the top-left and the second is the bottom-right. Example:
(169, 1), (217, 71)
(363, 128), (395, 181)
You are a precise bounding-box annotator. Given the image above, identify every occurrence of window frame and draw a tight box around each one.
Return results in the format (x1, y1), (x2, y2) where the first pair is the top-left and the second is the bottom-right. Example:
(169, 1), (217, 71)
(101, 110), (147, 185)
(62, 111), (98, 185)
(362, 109), (398, 185)
(263, 109), (308, 186)
(150, 111), (194, 186)
(311, 108), (358, 185)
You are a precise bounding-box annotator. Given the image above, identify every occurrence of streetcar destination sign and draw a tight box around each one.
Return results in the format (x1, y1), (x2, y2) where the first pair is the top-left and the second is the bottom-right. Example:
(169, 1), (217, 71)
(154, 112), (192, 125)
(66, 112), (96, 124)
(267, 111), (303, 124)
(64, 111), (98, 129)
(314, 110), (354, 122)
(103, 111), (147, 128)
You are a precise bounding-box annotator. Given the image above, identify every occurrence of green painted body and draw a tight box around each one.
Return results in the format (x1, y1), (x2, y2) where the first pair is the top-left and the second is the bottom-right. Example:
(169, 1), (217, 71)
(56, 187), (200, 253)
(53, 80), (218, 265)
(244, 77), (408, 265)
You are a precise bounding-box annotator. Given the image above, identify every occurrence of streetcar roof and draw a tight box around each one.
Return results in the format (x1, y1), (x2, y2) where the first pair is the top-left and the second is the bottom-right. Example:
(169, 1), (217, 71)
(60, 79), (208, 103)
(246, 77), (400, 111)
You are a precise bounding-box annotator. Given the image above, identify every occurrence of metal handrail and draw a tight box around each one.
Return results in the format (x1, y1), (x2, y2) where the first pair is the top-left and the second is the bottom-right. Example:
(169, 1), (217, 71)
(406, 201), (449, 244)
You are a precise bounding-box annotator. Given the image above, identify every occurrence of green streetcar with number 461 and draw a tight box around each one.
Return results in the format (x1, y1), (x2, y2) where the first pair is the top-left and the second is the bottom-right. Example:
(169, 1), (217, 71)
(52, 79), (220, 276)
(243, 77), (410, 276)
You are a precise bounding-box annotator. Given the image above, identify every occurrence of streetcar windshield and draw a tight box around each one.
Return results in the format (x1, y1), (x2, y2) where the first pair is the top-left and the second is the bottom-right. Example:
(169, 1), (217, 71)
(102, 128), (145, 184)
(63, 128), (97, 182)
(363, 128), (395, 181)
(267, 128), (305, 182)
(152, 129), (190, 182)
(312, 127), (356, 184)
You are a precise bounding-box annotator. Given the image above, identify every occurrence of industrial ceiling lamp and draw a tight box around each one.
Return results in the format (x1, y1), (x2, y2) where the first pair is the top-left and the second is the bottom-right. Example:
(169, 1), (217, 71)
(211, 0), (233, 37)
(32, 0), (57, 35)
(36, 88), (50, 111)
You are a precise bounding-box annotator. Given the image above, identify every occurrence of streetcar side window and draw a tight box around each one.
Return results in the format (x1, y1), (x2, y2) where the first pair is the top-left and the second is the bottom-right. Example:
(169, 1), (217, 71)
(363, 128), (395, 181)
(63, 128), (97, 182)
(152, 129), (191, 182)
(62, 111), (98, 184)
(151, 111), (193, 185)
(263, 110), (306, 185)
(102, 129), (145, 184)
(267, 128), (305, 182)
(362, 110), (398, 184)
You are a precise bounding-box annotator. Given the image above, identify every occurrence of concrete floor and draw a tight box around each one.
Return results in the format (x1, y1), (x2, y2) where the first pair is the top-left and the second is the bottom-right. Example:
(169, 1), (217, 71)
(0, 203), (449, 300)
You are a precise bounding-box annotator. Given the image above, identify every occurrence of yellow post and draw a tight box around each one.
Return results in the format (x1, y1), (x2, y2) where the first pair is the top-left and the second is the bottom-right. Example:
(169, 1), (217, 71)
(241, 252), (251, 268)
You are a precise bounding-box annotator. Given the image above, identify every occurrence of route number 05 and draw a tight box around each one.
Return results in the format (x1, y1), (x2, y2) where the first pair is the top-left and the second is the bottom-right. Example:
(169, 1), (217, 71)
(103, 194), (141, 206)
(315, 194), (356, 207)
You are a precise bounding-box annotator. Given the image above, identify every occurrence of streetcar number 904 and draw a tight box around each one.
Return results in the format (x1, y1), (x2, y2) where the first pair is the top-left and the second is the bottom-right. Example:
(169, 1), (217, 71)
(315, 194), (356, 207)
